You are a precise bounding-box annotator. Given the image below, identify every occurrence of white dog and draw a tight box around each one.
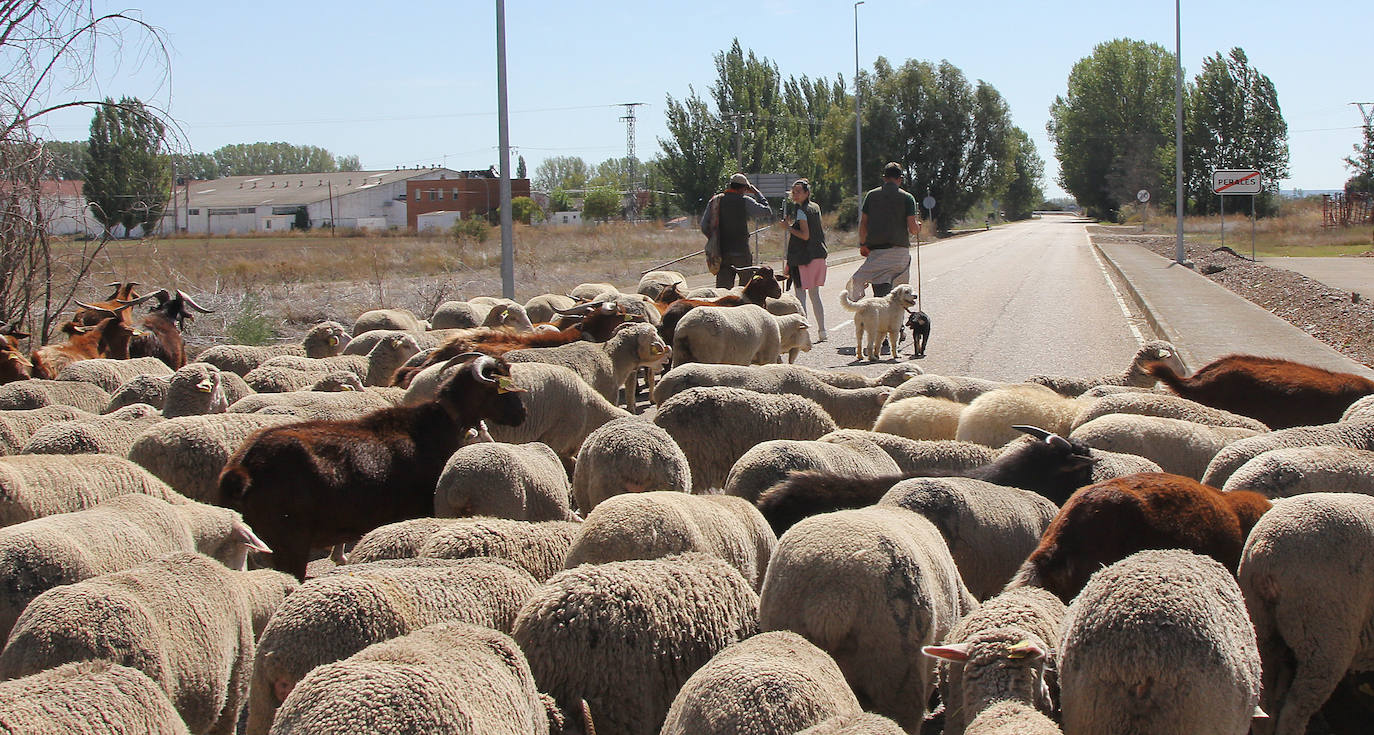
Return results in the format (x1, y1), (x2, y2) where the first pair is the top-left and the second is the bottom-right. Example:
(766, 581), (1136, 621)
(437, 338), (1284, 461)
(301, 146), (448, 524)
(840, 284), (918, 361)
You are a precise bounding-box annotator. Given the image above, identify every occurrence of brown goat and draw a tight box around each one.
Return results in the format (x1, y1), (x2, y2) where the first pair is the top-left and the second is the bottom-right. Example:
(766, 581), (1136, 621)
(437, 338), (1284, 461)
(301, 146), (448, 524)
(1145, 354), (1374, 430)
(70, 281), (141, 327)
(30, 308), (139, 379)
(122, 289), (213, 369)
(1012, 472), (1271, 602)
(657, 265), (784, 347)
(219, 354), (527, 580)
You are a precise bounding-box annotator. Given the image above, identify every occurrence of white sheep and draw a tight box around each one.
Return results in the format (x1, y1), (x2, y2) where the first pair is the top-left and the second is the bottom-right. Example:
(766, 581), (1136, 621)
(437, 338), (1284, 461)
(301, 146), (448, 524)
(0, 404), (93, 454)
(1239, 493), (1374, 735)
(0, 378), (111, 412)
(56, 356), (173, 392)
(1059, 549), (1262, 735)
(0, 552), (296, 735)
(653, 362), (892, 429)
(487, 361), (630, 459)
(523, 292), (578, 323)
(956, 383), (1087, 448)
(722, 436), (901, 504)
(195, 321), (351, 376)
(0, 660), (191, 735)
(884, 373), (1007, 405)
(352, 307), (428, 334)
(565, 491), (777, 590)
(660, 631), (864, 735)
(759, 506), (975, 730)
(250, 336), (414, 390)
(479, 301), (536, 331)
(245, 558), (540, 735)
(419, 518), (581, 581)
(811, 362), (923, 389)
(1202, 420), (1374, 488)
(513, 552), (760, 735)
(923, 629), (1061, 735)
(873, 395), (966, 440)
(880, 477), (1058, 601)
(268, 622), (559, 734)
(568, 282), (619, 301)
(20, 402), (165, 455)
(1221, 445), (1374, 497)
(671, 303), (785, 368)
(637, 270), (686, 298)
(346, 517), (459, 563)
(1069, 413), (1259, 481)
(1026, 339), (1183, 396)
(571, 415), (691, 512)
(433, 441), (576, 521)
(429, 300), (480, 329)
(653, 386), (838, 493)
(0, 453), (184, 526)
(227, 388), (398, 420)
(504, 321), (669, 411)
(159, 362), (234, 417)
(127, 413), (297, 503)
(342, 328), (442, 356)
(1069, 390), (1269, 432)
(105, 373), (173, 412)
(1341, 394), (1374, 422)
(817, 429), (999, 475)
(796, 713), (907, 734)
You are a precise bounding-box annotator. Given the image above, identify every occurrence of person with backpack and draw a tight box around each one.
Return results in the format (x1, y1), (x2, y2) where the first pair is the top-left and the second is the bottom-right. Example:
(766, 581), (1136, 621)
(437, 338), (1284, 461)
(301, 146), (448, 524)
(781, 178), (828, 342)
(700, 173), (773, 288)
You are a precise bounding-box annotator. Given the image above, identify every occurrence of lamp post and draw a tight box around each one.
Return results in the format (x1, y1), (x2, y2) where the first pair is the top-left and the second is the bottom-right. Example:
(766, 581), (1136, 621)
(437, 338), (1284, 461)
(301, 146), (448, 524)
(854, 0), (865, 214)
(1173, 0), (1186, 265)
(496, 0), (514, 298)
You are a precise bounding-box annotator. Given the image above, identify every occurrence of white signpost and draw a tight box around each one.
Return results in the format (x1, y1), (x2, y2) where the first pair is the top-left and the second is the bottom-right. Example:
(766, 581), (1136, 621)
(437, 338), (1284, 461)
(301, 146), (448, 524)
(1212, 169), (1262, 260)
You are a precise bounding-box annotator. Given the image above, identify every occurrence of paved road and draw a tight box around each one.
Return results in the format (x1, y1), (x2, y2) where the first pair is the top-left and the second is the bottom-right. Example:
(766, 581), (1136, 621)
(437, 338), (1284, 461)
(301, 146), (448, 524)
(785, 219), (1150, 382)
(1265, 256), (1374, 297)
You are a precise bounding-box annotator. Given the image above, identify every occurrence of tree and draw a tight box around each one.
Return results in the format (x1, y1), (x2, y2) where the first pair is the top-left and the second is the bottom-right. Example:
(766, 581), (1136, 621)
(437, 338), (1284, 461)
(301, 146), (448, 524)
(510, 196), (540, 224)
(172, 152), (219, 180)
(1001, 129), (1046, 220)
(710, 40), (785, 175)
(1185, 48), (1289, 214)
(1346, 117), (1374, 194)
(548, 189), (573, 213)
(532, 156), (589, 192)
(1048, 39), (1176, 220)
(43, 140), (88, 179)
(516, 155), (527, 180)
(335, 153), (361, 172)
(85, 97), (172, 236)
(212, 142), (342, 176)
(581, 186), (622, 221)
(658, 87), (730, 214)
(589, 157), (636, 189)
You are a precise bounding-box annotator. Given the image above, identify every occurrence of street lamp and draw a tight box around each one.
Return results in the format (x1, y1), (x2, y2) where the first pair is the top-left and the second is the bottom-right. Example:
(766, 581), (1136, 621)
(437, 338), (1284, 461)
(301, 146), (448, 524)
(854, 1), (865, 215)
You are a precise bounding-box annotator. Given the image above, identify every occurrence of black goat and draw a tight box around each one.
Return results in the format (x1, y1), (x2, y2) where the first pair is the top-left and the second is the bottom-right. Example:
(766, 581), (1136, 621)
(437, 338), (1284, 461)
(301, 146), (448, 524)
(755, 425), (1094, 535)
(121, 289), (213, 369)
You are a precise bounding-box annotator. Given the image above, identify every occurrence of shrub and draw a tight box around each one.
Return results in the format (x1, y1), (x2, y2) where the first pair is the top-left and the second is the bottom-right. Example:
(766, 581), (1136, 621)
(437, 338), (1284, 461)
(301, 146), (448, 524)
(511, 196), (541, 224)
(582, 186), (622, 221)
(226, 292), (277, 345)
(834, 197), (859, 231)
(452, 217), (491, 243)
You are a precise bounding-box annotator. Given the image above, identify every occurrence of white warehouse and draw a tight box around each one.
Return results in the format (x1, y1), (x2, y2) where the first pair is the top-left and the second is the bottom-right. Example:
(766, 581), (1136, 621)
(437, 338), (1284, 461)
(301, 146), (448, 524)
(164, 167), (463, 235)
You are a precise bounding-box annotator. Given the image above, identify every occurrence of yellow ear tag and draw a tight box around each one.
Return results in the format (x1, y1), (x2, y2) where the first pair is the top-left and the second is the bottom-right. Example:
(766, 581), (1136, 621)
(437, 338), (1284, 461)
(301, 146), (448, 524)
(1006, 640), (1037, 659)
(496, 376), (524, 394)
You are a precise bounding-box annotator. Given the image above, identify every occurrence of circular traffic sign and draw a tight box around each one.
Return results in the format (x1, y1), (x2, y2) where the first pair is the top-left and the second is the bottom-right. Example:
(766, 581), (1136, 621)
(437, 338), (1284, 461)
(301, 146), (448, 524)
(1137, 189), (1150, 203)
(922, 195), (936, 210)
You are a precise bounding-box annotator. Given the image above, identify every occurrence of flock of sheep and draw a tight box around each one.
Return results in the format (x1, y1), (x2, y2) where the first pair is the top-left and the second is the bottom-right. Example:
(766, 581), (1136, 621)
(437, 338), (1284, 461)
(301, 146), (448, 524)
(0, 270), (1372, 734)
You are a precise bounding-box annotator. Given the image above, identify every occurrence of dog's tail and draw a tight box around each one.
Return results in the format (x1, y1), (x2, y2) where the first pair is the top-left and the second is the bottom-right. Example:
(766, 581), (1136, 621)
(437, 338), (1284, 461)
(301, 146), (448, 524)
(840, 292), (862, 313)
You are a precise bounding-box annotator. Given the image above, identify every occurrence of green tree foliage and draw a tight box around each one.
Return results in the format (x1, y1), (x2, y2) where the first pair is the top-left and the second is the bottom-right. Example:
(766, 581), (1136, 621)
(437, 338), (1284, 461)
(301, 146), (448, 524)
(211, 142), (348, 176)
(658, 87), (730, 213)
(590, 157), (636, 189)
(711, 40), (785, 175)
(1185, 48), (1288, 214)
(548, 189), (573, 212)
(510, 196), (540, 224)
(172, 152), (220, 180)
(533, 156), (589, 192)
(1346, 119), (1374, 194)
(85, 97), (171, 235)
(43, 140), (88, 179)
(1002, 129), (1046, 220)
(581, 186), (622, 221)
(516, 155), (527, 180)
(1048, 39), (1176, 220)
(335, 153), (361, 172)
(780, 74), (850, 210)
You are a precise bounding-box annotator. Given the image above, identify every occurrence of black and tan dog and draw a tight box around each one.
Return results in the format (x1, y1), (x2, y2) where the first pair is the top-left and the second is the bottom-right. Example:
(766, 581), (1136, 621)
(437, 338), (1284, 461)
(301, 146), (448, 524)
(904, 308), (931, 358)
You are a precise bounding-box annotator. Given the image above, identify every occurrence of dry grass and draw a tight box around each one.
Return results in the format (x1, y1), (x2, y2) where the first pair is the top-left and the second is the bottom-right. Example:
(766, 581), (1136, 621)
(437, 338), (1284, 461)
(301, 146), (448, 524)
(1128, 197), (1374, 257)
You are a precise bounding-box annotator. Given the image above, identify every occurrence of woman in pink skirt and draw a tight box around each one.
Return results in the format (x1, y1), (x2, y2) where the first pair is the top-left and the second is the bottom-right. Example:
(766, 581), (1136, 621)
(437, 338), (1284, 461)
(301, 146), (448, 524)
(781, 178), (828, 341)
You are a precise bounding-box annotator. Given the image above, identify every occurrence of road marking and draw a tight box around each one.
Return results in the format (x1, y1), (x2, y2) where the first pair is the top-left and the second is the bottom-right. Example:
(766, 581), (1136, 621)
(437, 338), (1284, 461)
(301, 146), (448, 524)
(1087, 231), (1145, 345)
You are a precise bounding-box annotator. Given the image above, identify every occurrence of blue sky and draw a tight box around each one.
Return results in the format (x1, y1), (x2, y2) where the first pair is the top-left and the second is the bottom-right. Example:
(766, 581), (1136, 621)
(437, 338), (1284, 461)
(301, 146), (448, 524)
(29, 1), (1374, 198)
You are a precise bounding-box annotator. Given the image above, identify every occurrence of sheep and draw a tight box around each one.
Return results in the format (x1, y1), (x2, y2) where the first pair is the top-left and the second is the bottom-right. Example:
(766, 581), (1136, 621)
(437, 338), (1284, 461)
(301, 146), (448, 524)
(0, 378), (111, 412)
(1341, 393), (1374, 422)
(1069, 390), (1270, 432)
(796, 713), (906, 734)
(105, 373), (172, 412)
(813, 362), (923, 389)
(873, 395), (965, 439)
(0, 493), (271, 638)
(479, 301), (535, 332)
(0, 551), (297, 735)
(0, 453), (184, 526)
(160, 361), (232, 417)
(653, 386), (838, 493)
(433, 441), (576, 521)
(347, 517), (460, 563)
(352, 307), (427, 334)
(758, 505), (976, 730)
(962, 699), (1064, 735)
(127, 413), (297, 503)
(1202, 419), (1374, 488)
(341, 328), (439, 356)
(1238, 493), (1374, 735)
(266, 333), (419, 387)
(513, 552), (760, 735)
(1026, 339), (1183, 396)
(1145, 353), (1374, 430)
(31, 312), (137, 379)
(1221, 445), (1374, 497)
(653, 362), (893, 429)
(671, 303), (786, 368)
(565, 492), (777, 590)
(569, 281), (619, 301)
(0, 404), (94, 454)
(267, 622), (559, 735)
(504, 321), (669, 411)
(1009, 472), (1272, 602)
(956, 383), (1087, 448)
(523, 292), (578, 323)
(884, 373), (1007, 405)
(221, 354), (527, 580)
(429, 300), (481, 329)
(923, 630), (1059, 735)
(571, 416), (692, 513)
(660, 630), (863, 735)
(756, 427), (1095, 531)
(637, 269), (686, 298)
(817, 429), (998, 474)
(1087, 446), (1164, 480)
(723, 436), (901, 504)
(0, 660), (191, 735)
(419, 518), (580, 581)
(1059, 549), (1263, 735)
(20, 402), (165, 455)
(1068, 413), (1260, 480)
(55, 355), (173, 392)
(765, 291), (804, 316)
(195, 321), (351, 376)
(228, 388), (397, 420)
(879, 477), (1059, 600)
(246, 558), (540, 734)
(482, 361), (631, 459)
(923, 586), (1068, 735)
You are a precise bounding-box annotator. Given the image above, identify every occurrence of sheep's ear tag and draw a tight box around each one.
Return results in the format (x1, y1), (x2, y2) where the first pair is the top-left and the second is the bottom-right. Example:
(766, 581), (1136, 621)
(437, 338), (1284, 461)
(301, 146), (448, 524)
(1006, 640), (1041, 659)
(328, 336), (339, 346)
(496, 376), (524, 394)
(921, 643), (970, 662)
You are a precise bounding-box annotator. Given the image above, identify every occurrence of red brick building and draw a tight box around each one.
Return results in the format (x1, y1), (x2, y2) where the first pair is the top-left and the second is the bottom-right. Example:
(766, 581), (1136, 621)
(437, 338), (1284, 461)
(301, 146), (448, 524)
(406, 176), (531, 229)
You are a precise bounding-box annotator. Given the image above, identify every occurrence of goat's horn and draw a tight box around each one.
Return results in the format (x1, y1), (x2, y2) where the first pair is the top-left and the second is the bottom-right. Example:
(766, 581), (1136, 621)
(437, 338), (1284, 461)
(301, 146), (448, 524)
(469, 355), (499, 385)
(73, 300), (118, 317)
(177, 290), (214, 313)
(104, 281), (122, 288)
(116, 292), (161, 308)
(552, 303), (595, 316)
(1013, 425), (1053, 441)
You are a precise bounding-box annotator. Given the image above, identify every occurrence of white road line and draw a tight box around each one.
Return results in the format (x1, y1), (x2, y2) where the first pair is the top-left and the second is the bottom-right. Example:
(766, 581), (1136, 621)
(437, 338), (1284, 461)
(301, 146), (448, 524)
(1087, 231), (1145, 345)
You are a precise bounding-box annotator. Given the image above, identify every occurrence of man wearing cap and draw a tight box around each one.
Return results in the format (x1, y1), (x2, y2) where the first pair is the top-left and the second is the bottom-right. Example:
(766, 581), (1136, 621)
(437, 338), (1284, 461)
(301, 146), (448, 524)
(700, 173), (773, 289)
(848, 161), (921, 299)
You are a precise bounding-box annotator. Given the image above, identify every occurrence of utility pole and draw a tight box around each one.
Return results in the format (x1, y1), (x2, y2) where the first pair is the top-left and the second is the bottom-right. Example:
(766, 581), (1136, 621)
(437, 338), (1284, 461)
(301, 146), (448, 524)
(620, 102), (645, 216)
(496, 0), (514, 299)
(854, 0), (865, 214)
(1173, 0), (1186, 266)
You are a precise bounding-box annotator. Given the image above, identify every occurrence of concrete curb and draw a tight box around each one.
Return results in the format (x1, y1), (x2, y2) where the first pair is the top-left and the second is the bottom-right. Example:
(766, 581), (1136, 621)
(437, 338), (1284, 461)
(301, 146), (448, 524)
(1093, 242), (1176, 343)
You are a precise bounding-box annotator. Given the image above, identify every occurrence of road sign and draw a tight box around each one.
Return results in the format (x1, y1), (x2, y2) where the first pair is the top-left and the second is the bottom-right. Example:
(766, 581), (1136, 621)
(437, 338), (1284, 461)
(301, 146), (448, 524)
(922, 195), (936, 210)
(1212, 169), (1262, 195)
(1137, 189), (1150, 203)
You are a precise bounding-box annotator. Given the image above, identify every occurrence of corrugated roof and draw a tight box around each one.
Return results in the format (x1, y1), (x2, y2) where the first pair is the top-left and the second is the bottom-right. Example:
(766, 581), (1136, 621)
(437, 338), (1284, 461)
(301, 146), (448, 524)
(184, 168), (466, 208)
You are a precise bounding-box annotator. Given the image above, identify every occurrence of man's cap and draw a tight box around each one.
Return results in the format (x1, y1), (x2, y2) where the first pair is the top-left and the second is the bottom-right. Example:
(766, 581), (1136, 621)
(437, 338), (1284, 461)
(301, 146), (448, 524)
(730, 173), (751, 186)
(883, 162), (904, 179)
